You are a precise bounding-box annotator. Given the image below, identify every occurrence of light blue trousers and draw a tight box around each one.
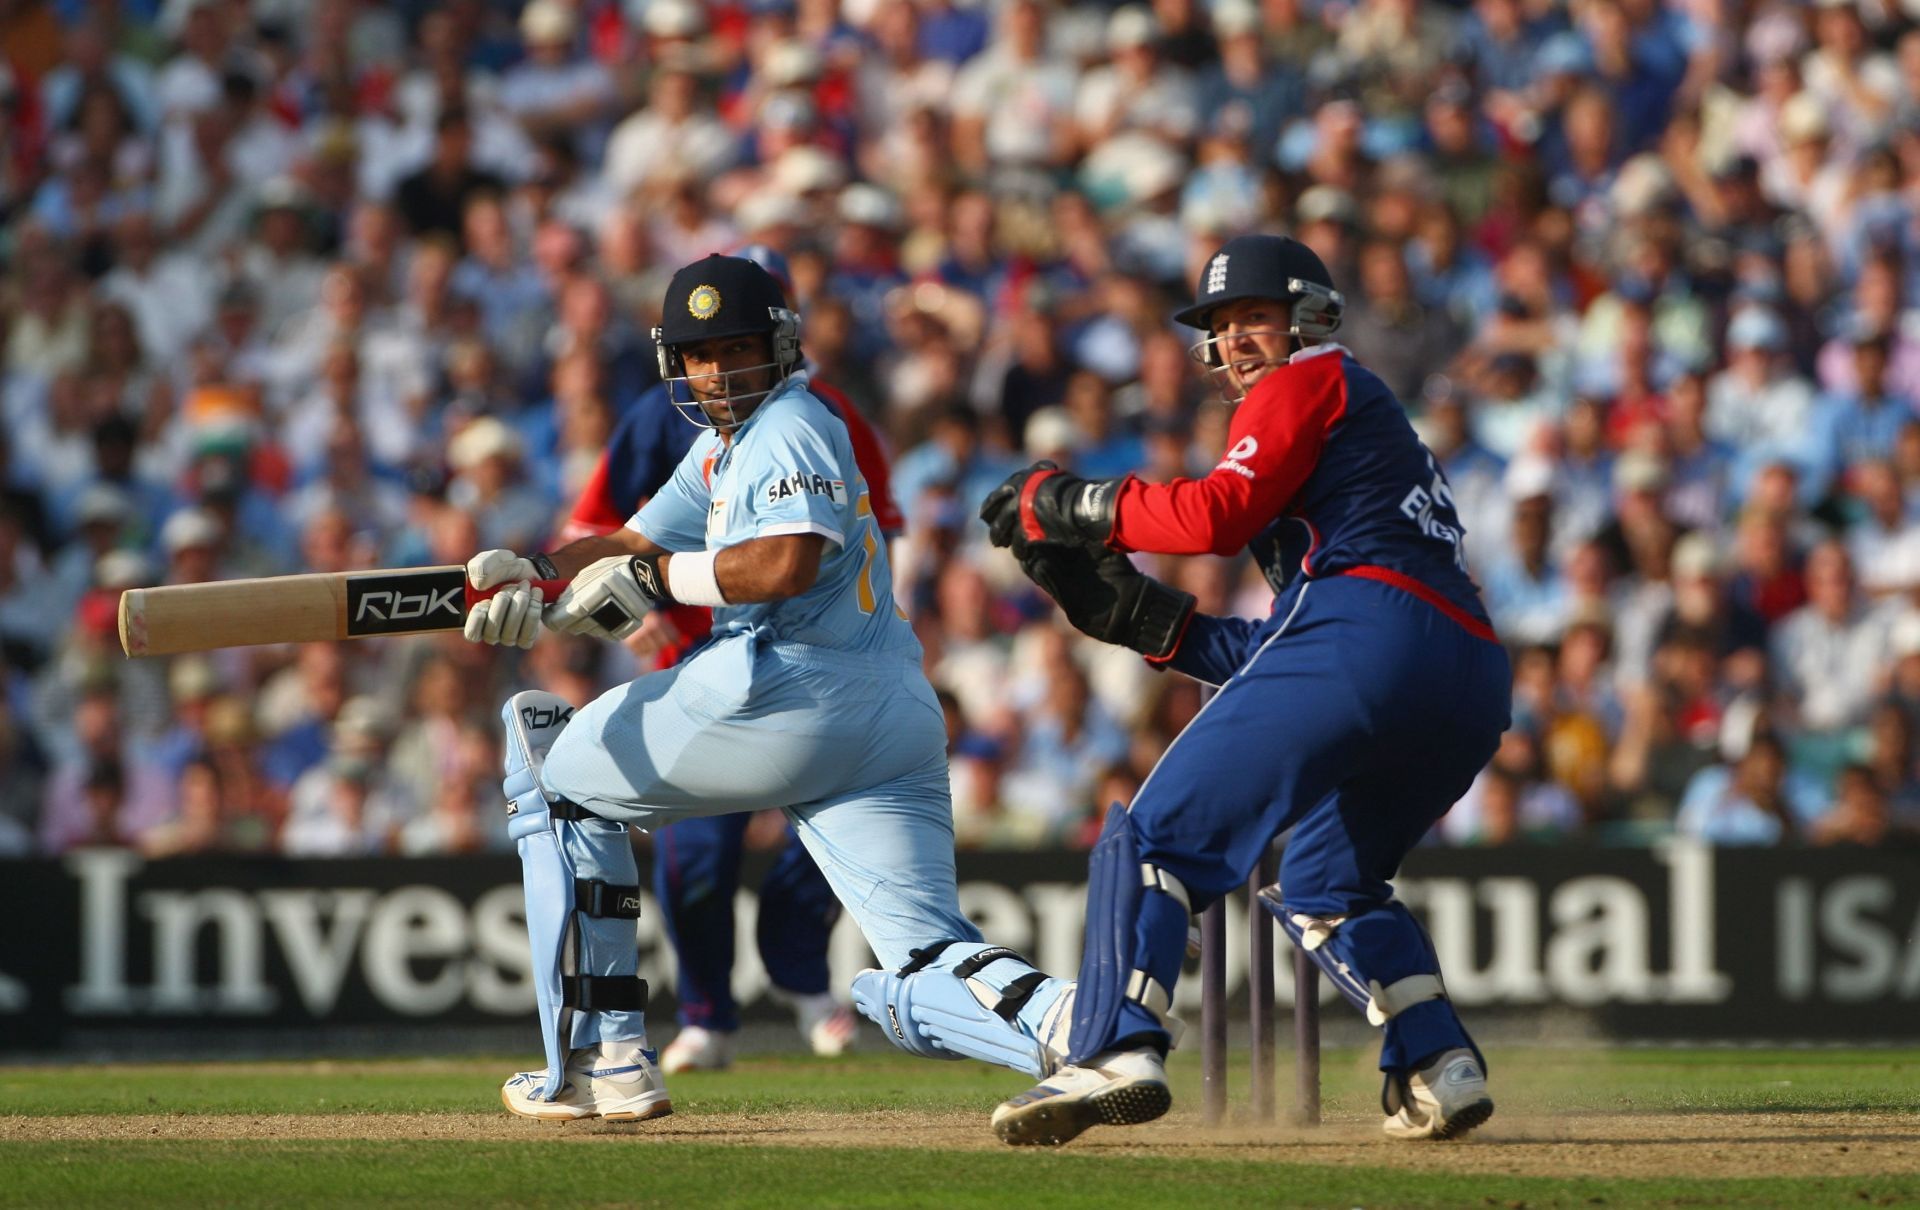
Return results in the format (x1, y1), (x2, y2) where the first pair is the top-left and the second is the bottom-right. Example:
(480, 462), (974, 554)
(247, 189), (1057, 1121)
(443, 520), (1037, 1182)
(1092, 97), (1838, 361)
(542, 633), (982, 971)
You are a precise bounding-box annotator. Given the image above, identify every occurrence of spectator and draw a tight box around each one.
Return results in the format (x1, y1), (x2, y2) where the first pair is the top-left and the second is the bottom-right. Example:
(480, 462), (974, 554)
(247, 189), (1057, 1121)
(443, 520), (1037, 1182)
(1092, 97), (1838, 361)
(4, 0), (1915, 854)
(1482, 461), (1568, 645)
(1675, 731), (1810, 845)
(1770, 541), (1886, 773)
(949, 0), (1076, 178)
(1808, 763), (1902, 847)
(497, 0), (618, 158)
(393, 108), (505, 245)
(1340, 237), (1466, 405)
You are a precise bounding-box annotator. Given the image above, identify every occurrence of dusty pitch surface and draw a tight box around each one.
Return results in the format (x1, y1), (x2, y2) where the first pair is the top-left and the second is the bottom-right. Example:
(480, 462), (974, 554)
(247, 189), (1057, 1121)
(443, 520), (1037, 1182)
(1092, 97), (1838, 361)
(10, 1106), (1917, 1180)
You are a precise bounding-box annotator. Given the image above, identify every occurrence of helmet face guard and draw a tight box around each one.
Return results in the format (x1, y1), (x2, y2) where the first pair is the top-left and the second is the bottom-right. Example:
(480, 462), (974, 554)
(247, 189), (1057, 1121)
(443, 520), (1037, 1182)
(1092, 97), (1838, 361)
(1185, 278), (1345, 404)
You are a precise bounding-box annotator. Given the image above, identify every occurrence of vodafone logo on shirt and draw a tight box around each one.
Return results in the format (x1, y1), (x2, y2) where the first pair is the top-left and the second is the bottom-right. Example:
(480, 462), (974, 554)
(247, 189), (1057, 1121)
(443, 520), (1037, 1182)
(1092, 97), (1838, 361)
(1217, 435), (1259, 480)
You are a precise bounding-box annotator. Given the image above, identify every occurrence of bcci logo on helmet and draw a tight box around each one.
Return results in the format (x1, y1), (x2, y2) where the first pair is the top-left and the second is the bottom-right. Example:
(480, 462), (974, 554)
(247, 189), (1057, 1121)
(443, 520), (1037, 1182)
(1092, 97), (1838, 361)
(688, 284), (722, 320)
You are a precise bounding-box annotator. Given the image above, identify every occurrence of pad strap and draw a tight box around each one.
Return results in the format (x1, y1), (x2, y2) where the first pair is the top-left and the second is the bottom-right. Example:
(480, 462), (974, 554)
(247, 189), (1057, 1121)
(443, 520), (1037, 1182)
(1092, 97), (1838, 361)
(549, 797), (596, 821)
(1125, 969), (1172, 1024)
(953, 946), (1031, 979)
(1141, 863), (1190, 913)
(1289, 912), (1348, 951)
(575, 879), (643, 919)
(899, 939), (962, 975)
(1365, 973), (1447, 1025)
(563, 975), (648, 1013)
(996, 971), (1049, 1020)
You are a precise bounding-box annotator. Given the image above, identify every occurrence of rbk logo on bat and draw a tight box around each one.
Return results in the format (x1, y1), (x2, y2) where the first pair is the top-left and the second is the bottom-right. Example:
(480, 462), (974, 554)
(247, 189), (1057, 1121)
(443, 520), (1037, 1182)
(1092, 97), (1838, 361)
(345, 570), (469, 636)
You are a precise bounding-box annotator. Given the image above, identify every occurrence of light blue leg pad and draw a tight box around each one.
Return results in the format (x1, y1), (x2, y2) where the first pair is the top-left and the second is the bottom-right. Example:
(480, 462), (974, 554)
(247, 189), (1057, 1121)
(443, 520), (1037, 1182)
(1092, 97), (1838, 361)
(503, 691), (648, 1100)
(852, 940), (1074, 1078)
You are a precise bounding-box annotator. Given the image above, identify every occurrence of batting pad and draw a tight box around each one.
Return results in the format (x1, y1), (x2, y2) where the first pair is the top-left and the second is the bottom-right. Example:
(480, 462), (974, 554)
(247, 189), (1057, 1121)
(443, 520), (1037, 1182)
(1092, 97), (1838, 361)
(852, 940), (1072, 1078)
(503, 691), (648, 1099)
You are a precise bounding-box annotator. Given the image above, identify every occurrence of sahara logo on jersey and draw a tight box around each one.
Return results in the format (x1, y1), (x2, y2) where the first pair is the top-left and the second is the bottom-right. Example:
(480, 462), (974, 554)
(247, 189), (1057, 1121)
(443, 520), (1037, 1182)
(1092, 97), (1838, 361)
(765, 471), (849, 506)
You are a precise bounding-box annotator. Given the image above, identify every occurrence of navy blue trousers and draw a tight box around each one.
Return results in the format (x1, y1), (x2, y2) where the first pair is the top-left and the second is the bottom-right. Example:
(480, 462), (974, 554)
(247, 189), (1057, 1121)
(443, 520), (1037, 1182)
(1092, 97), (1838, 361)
(653, 813), (841, 1031)
(1112, 573), (1510, 1070)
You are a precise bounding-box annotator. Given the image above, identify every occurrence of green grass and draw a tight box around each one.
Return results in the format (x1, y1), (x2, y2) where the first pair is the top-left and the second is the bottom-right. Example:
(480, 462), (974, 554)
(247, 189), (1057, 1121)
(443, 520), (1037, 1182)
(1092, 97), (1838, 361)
(8, 1047), (1917, 1119)
(3, 1048), (1918, 1207)
(4, 1141), (1919, 1210)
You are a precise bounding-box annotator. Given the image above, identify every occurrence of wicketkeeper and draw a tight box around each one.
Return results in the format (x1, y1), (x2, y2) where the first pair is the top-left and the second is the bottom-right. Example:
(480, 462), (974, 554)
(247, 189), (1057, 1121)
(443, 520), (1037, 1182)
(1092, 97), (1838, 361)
(973, 234), (1512, 1145)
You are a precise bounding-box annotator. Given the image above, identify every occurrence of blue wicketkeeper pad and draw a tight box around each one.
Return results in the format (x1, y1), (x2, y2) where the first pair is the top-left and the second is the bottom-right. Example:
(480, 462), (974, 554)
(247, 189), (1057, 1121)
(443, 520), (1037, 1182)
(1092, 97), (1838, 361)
(502, 691), (648, 1099)
(1066, 804), (1191, 1065)
(1259, 886), (1474, 1073)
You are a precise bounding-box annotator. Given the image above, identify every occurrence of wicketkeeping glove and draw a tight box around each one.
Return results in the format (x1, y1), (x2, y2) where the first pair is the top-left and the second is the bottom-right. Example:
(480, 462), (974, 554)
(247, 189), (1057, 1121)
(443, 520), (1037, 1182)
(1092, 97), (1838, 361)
(544, 554), (666, 642)
(979, 460), (1124, 550)
(1016, 542), (1195, 661)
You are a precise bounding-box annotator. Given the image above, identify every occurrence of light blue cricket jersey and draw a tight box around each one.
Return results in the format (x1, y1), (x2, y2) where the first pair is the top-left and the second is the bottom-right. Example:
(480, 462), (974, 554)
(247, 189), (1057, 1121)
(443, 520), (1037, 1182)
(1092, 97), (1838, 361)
(628, 376), (917, 657)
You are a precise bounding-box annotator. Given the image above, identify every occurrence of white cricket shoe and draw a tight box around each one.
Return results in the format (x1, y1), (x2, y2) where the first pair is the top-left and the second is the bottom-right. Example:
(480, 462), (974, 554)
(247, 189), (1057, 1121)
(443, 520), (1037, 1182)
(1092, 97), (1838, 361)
(791, 992), (859, 1057)
(501, 1040), (673, 1122)
(1382, 1047), (1494, 1141)
(660, 1025), (736, 1074)
(990, 1047), (1170, 1146)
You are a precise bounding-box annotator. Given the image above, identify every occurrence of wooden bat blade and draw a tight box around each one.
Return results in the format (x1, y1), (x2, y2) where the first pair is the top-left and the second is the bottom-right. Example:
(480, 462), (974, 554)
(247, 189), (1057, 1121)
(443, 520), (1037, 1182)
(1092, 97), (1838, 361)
(118, 567), (569, 657)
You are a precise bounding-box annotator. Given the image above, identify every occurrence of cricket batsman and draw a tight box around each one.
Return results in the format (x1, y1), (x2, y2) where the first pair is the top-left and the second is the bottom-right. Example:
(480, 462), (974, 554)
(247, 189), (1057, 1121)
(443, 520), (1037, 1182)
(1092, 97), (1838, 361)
(562, 245), (900, 1073)
(972, 234), (1513, 1145)
(463, 254), (1077, 1121)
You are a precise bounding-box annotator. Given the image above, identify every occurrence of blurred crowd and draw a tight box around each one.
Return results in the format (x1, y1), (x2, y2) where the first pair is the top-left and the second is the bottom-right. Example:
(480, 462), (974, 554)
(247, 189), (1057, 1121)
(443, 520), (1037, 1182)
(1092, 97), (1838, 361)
(2, 0), (1919, 859)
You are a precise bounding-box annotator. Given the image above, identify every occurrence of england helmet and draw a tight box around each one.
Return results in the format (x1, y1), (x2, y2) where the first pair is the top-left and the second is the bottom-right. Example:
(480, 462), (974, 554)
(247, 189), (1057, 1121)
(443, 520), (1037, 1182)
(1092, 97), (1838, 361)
(1174, 234), (1344, 399)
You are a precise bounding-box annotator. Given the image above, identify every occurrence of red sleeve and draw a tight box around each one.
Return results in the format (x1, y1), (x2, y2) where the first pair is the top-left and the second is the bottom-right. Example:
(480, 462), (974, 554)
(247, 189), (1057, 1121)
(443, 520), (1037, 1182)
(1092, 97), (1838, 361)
(1111, 353), (1348, 556)
(562, 450), (627, 540)
(814, 379), (904, 538)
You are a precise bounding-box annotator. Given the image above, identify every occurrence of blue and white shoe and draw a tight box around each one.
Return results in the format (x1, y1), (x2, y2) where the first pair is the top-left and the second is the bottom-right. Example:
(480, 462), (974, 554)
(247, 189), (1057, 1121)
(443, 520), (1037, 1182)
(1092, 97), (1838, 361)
(502, 1040), (673, 1122)
(990, 1048), (1170, 1146)
(1382, 1047), (1493, 1140)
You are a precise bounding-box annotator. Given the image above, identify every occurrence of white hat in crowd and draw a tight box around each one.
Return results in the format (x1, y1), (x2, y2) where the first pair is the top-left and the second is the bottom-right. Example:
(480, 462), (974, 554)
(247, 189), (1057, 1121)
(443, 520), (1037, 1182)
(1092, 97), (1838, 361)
(1106, 6), (1159, 51)
(1503, 455), (1556, 503)
(641, 0), (706, 39)
(520, 0), (575, 44)
(1024, 407), (1081, 460)
(448, 418), (523, 471)
(75, 484), (132, 527)
(161, 508), (223, 555)
(770, 146), (846, 196)
(839, 183), (903, 230)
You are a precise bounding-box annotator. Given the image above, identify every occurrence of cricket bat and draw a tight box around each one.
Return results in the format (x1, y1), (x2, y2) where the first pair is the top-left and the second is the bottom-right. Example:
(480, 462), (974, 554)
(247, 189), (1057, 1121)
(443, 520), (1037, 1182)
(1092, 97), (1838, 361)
(118, 566), (572, 657)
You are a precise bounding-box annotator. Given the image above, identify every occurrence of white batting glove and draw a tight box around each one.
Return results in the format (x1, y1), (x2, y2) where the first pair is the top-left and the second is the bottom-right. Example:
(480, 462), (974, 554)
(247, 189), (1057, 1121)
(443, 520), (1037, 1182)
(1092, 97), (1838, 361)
(545, 555), (657, 642)
(466, 548), (539, 591)
(463, 581), (544, 648)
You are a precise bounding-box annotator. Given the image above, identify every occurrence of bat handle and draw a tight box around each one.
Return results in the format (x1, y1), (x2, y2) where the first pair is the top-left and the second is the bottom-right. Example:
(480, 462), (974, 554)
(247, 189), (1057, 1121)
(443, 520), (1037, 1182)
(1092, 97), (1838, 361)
(464, 577), (572, 607)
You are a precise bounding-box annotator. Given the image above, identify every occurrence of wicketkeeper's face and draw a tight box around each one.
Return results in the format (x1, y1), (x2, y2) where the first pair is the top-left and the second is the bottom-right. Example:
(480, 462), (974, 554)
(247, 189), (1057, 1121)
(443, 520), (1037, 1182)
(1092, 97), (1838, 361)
(1203, 297), (1293, 397)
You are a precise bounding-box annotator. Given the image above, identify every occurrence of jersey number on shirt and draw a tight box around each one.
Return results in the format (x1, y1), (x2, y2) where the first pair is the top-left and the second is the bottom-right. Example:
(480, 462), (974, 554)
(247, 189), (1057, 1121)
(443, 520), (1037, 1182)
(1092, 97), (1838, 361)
(853, 491), (906, 619)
